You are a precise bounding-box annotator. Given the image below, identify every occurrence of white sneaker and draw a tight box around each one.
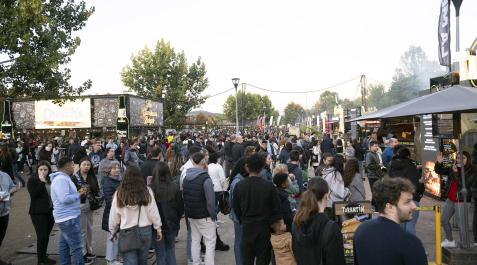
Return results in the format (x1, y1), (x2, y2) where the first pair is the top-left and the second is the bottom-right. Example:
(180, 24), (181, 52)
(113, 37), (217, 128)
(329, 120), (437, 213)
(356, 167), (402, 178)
(442, 239), (456, 248)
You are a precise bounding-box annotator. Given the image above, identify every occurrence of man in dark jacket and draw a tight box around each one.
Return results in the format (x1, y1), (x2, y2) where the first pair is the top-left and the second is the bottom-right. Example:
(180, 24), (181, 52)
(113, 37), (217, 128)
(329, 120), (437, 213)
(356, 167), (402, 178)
(287, 150), (304, 196)
(182, 152), (216, 265)
(233, 153), (282, 265)
(140, 147), (161, 184)
(365, 141), (383, 190)
(279, 142), (292, 164)
(387, 146), (424, 236)
(223, 135), (235, 179)
(231, 135), (245, 169)
(320, 134), (334, 154)
(354, 177), (427, 265)
(67, 138), (81, 159)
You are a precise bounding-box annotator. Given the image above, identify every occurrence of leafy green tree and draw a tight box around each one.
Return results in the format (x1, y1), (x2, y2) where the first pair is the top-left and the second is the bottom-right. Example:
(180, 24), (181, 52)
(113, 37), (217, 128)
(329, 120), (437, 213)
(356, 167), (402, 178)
(0, 0), (94, 100)
(121, 40), (208, 127)
(367, 84), (392, 109)
(223, 92), (279, 123)
(311, 91), (339, 115)
(283, 102), (305, 125)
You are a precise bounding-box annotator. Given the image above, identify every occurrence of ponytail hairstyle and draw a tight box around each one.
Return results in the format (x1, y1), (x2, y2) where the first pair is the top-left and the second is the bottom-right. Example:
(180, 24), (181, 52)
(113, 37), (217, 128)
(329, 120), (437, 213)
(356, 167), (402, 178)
(293, 177), (329, 226)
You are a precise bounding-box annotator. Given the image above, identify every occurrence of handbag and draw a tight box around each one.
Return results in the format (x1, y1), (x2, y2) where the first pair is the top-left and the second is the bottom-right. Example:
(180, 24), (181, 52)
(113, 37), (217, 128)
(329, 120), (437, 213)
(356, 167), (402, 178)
(118, 206), (143, 252)
(219, 191), (230, 215)
(88, 192), (104, 211)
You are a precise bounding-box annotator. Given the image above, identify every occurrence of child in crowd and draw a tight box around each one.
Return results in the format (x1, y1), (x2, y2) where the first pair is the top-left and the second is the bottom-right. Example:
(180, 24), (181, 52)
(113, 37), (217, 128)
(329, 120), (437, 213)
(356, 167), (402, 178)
(270, 219), (296, 265)
(273, 173), (293, 231)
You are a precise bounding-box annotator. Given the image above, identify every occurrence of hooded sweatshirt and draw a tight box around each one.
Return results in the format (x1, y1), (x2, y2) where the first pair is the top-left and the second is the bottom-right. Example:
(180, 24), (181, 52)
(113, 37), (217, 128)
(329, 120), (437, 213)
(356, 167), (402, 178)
(182, 167), (216, 220)
(388, 158), (424, 202)
(50, 171), (81, 223)
(292, 212), (345, 265)
(321, 167), (349, 208)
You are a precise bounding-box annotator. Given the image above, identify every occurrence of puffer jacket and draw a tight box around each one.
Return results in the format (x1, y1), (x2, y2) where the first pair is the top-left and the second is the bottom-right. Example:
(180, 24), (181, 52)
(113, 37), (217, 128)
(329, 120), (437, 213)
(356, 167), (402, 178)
(101, 175), (121, 231)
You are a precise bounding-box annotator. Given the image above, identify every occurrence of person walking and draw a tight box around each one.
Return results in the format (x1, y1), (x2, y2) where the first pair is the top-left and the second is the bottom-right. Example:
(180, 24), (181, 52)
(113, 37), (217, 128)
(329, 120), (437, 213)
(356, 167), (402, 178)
(27, 161), (56, 265)
(50, 157), (85, 265)
(0, 165), (16, 265)
(354, 177), (427, 265)
(343, 158), (366, 202)
(365, 141), (384, 196)
(292, 177), (345, 265)
(98, 147), (119, 185)
(109, 166), (163, 265)
(71, 158), (100, 262)
(232, 153), (282, 265)
(150, 162), (184, 265)
(321, 155), (349, 217)
(387, 146), (425, 235)
(124, 140), (142, 168)
(435, 151), (477, 248)
(182, 152), (217, 265)
(101, 161), (122, 265)
(228, 158), (248, 265)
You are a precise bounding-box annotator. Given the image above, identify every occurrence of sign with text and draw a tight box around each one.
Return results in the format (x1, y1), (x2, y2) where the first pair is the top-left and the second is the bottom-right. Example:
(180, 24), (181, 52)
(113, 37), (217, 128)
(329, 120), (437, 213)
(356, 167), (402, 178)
(334, 201), (372, 265)
(35, 99), (91, 129)
(421, 115), (441, 198)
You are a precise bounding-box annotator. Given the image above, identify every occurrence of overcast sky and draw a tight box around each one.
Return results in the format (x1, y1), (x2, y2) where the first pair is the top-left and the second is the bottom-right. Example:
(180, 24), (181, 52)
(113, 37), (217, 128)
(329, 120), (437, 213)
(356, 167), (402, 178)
(69, 0), (477, 114)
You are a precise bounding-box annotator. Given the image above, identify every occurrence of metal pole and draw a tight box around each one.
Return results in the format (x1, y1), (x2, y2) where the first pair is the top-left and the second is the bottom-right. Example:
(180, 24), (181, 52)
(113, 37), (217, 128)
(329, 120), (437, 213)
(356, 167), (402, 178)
(456, 15), (460, 52)
(458, 137), (470, 248)
(235, 86), (239, 134)
(435, 205), (442, 265)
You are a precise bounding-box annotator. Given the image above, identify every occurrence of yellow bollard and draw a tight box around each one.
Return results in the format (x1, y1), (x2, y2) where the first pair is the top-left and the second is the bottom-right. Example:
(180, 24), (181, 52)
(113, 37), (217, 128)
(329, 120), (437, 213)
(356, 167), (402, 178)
(435, 205), (441, 265)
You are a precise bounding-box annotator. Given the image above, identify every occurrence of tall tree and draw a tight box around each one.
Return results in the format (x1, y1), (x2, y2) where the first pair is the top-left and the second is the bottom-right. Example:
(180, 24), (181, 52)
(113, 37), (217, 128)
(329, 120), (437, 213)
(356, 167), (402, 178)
(0, 0), (94, 100)
(223, 92), (279, 123)
(283, 102), (305, 126)
(311, 91), (339, 115)
(121, 40), (208, 127)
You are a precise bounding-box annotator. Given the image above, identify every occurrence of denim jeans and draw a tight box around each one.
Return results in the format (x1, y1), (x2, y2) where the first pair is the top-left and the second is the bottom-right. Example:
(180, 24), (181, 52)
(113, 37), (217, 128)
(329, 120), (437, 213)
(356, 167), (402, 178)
(105, 231), (119, 262)
(58, 216), (84, 265)
(153, 229), (178, 265)
(121, 226), (152, 265)
(233, 221), (242, 265)
(401, 200), (420, 235)
(186, 218), (192, 262)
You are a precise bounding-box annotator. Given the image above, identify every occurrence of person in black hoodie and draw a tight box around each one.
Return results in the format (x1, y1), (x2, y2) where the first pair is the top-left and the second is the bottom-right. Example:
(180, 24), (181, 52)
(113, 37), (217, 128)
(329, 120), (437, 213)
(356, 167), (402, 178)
(151, 161), (184, 265)
(387, 146), (425, 235)
(287, 150), (304, 199)
(27, 161), (56, 265)
(292, 177), (345, 265)
(273, 173), (293, 231)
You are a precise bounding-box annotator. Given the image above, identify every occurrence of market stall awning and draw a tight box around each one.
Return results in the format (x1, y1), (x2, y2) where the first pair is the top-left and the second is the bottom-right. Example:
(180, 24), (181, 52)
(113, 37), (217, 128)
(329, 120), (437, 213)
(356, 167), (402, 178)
(350, 85), (477, 121)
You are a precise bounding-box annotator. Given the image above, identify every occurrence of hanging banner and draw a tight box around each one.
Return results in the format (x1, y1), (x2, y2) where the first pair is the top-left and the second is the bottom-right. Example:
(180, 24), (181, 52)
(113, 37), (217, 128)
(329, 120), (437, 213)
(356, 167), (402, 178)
(269, 116), (274, 127)
(438, 0), (451, 67)
(276, 115), (282, 126)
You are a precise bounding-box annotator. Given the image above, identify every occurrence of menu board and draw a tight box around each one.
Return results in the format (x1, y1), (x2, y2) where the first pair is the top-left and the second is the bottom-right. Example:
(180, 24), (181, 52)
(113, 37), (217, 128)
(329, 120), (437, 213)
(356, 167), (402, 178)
(432, 114), (458, 138)
(12, 101), (35, 129)
(129, 97), (163, 127)
(35, 99), (91, 129)
(93, 98), (119, 127)
(420, 115), (441, 197)
(334, 201), (373, 265)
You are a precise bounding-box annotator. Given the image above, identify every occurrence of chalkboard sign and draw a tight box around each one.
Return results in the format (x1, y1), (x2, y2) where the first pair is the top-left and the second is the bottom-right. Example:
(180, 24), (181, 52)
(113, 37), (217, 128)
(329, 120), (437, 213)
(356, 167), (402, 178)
(129, 97), (163, 127)
(12, 101), (35, 129)
(432, 114), (459, 138)
(93, 98), (119, 128)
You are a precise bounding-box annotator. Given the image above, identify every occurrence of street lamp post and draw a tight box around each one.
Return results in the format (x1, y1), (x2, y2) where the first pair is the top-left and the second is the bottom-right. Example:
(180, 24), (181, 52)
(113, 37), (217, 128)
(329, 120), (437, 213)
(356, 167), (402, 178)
(232, 78), (240, 134)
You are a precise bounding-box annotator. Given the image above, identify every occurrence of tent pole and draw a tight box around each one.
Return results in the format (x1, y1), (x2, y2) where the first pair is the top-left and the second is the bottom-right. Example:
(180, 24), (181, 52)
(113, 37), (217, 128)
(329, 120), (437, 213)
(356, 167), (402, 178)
(457, 136), (470, 248)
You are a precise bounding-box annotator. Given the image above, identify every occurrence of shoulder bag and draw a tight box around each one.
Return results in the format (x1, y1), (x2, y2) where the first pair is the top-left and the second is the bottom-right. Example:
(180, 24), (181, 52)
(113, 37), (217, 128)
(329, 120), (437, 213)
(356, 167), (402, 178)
(118, 206), (143, 252)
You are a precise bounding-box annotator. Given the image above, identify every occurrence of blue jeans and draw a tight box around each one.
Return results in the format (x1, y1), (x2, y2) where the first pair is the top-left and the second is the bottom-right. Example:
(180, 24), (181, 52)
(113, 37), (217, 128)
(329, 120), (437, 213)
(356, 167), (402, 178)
(153, 229), (177, 265)
(233, 221), (242, 265)
(401, 200), (420, 235)
(58, 216), (84, 265)
(121, 226), (152, 265)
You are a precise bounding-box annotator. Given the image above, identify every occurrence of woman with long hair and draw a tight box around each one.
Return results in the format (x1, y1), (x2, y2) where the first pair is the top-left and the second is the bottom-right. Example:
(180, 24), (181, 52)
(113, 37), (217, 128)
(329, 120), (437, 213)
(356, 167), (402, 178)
(292, 177), (345, 265)
(0, 145), (14, 182)
(228, 157), (248, 265)
(101, 161), (122, 265)
(435, 151), (477, 247)
(343, 158), (365, 202)
(320, 154), (349, 218)
(72, 157), (100, 262)
(109, 166), (162, 265)
(27, 161), (56, 265)
(150, 162), (184, 265)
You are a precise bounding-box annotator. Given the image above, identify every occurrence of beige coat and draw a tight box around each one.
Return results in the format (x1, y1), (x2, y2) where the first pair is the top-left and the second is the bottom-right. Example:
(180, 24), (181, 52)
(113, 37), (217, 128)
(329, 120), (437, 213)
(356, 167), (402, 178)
(270, 232), (297, 265)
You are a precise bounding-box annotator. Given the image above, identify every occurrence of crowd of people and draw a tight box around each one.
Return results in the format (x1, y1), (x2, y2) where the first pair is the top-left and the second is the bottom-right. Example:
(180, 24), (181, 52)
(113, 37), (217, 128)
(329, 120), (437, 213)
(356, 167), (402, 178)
(0, 129), (476, 265)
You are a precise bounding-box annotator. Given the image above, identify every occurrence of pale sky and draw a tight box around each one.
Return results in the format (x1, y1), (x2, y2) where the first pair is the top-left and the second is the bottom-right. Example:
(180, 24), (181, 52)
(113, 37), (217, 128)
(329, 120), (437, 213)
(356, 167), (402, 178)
(69, 0), (477, 114)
